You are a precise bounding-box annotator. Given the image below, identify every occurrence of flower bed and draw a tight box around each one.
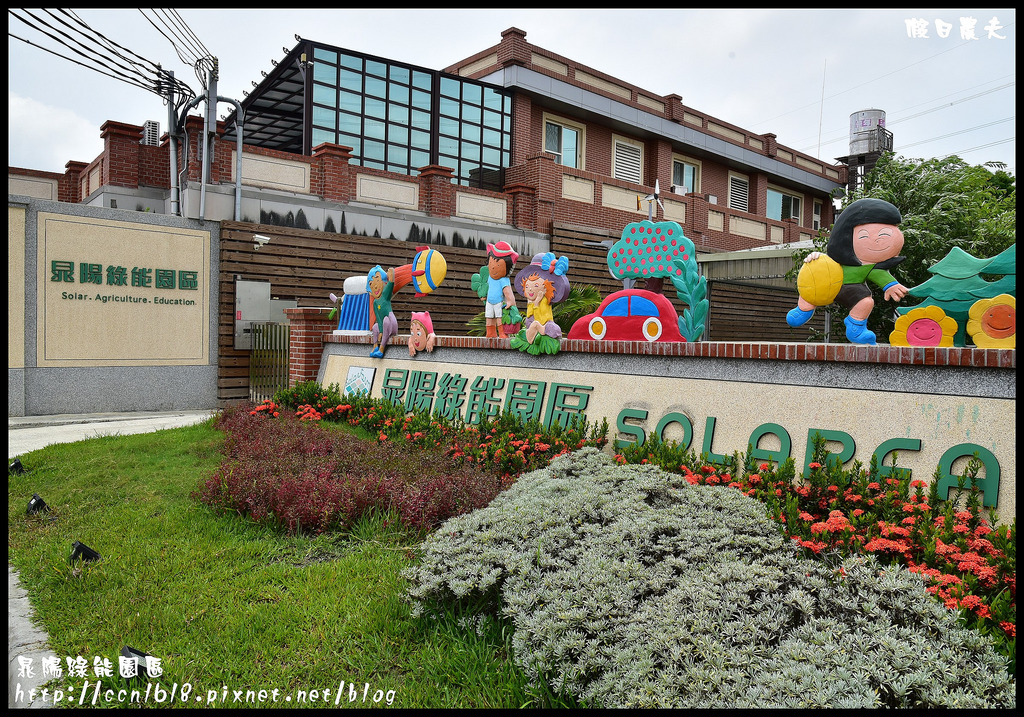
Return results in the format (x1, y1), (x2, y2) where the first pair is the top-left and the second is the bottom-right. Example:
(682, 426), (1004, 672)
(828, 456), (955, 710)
(193, 404), (503, 534)
(614, 432), (1016, 671)
(230, 381), (1014, 673)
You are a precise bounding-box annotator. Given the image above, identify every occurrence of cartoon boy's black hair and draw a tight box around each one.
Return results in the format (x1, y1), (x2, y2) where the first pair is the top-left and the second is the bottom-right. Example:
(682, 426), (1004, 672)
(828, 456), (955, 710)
(826, 198), (903, 266)
(492, 254), (514, 273)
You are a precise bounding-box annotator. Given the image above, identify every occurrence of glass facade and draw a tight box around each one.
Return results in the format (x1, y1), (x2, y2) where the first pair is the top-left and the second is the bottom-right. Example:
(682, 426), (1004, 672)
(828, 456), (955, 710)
(309, 44), (512, 191)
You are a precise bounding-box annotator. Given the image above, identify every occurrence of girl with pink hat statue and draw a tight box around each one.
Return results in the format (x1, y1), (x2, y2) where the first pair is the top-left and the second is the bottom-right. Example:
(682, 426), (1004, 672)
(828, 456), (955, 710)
(407, 311), (437, 356)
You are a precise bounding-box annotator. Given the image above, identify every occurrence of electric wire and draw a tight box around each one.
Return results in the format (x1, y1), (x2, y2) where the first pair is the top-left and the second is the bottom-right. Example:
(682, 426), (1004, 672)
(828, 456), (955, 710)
(138, 9), (216, 91)
(10, 9), (157, 93)
(797, 80), (1015, 155)
(9, 8), (197, 106)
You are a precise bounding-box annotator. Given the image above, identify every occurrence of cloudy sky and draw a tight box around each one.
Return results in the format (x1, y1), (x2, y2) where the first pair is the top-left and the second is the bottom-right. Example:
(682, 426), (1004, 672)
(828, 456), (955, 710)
(8, 8), (1016, 177)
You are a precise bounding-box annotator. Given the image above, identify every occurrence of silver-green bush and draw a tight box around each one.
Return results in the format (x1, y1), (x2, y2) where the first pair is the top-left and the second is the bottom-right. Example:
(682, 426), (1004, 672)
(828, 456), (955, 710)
(404, 449), (1015, 708)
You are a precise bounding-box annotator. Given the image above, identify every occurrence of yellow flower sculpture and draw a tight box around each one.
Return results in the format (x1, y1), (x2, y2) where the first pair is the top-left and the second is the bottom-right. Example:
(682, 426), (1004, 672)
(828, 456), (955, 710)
(889, 306), (958, 347)
(966, 294), (1016, 348)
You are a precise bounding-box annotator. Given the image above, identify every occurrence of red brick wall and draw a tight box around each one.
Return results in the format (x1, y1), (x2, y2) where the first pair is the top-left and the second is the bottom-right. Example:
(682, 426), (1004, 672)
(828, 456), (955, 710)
(284, 307), (335, 387)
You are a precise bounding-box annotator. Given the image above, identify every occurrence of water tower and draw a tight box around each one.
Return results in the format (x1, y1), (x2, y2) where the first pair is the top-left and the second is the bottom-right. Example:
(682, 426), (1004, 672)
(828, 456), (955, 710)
(836, 108), (894, 196)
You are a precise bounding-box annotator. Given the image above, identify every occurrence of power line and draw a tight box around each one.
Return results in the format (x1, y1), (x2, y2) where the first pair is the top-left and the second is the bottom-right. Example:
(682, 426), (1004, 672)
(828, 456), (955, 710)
(10, 9), (156, 92)
(898, 117), (1014, 150)
(944, 137), (1015, 158)
(9, 8), (197, 107)
(796, 79), (1015, 155)
(138, 9), (216, 90)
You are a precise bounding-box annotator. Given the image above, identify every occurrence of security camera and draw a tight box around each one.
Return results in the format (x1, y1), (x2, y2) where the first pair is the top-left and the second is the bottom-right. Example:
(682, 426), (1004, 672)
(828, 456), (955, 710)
(253, 234), (271, 250)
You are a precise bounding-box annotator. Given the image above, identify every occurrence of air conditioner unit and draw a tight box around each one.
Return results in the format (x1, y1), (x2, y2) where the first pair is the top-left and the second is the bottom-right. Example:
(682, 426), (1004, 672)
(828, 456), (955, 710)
(141, 120), (160, 146)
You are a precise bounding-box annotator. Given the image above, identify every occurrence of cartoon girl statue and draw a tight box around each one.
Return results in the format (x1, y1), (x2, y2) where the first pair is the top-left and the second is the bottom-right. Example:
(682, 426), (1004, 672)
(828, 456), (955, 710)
(511, 252), (570, 355)
(482, 241), (519, 338)
(407, 311), (437, 356)
(367, 265), (397, 357)
(787, 198), (909, 345)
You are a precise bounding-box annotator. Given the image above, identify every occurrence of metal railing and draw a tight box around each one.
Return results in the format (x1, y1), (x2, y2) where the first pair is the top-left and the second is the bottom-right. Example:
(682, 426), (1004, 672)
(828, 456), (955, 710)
(249, 322), (290, 404)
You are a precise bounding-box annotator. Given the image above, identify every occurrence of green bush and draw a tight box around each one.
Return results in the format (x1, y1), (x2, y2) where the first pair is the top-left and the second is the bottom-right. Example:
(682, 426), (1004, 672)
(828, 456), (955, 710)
(404, 449), (1016, 708)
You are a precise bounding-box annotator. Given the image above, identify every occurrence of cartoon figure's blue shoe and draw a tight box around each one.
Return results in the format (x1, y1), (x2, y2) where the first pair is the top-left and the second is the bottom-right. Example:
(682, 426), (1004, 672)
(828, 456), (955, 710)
(369, 348), (384, 358)
(844, 316), (876, 345)
(786, 306), (815, 327)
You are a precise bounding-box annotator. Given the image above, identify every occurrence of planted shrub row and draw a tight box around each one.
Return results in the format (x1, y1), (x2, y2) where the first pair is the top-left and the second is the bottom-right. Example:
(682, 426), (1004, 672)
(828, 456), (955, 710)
(614, 432), (1016, 665)
(193, 405), (503, 534)
(404, 449), (1016, 708)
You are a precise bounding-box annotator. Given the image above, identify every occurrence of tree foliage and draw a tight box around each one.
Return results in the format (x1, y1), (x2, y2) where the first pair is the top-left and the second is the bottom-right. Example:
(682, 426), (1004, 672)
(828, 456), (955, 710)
(790, 154), (1015, 341)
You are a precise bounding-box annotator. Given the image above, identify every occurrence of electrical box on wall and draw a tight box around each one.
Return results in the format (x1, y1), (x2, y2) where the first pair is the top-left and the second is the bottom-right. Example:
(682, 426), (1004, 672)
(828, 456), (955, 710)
(234, 279), (298, 349)
(234, 279), (270, 350)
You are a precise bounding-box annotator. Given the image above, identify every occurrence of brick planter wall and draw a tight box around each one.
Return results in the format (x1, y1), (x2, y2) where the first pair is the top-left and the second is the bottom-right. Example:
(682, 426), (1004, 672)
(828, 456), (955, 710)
(284, 307), (336, 387)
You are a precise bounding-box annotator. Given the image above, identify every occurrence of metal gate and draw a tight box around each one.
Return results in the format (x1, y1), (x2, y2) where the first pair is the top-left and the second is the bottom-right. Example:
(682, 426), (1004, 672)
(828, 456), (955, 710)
(249, 322), (290, 404)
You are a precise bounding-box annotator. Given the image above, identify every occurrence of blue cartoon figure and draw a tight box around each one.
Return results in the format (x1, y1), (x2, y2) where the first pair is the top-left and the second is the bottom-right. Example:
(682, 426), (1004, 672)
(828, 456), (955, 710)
(480, 241), (519, 338)
(367, 265), (397, 357)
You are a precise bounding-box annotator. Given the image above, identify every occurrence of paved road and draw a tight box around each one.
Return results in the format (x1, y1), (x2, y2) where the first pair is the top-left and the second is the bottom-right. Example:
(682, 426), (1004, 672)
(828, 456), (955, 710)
(8, 409), (218, 708)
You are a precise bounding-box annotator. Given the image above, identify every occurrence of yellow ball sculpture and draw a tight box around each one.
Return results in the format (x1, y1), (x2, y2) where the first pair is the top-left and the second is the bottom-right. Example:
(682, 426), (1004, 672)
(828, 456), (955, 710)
(797, 254), (844, 307)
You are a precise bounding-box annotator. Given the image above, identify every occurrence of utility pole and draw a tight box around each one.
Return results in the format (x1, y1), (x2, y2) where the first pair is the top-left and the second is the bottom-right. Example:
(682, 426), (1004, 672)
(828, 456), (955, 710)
(162, 68), (181, 216)
(199, 58), (218, 221)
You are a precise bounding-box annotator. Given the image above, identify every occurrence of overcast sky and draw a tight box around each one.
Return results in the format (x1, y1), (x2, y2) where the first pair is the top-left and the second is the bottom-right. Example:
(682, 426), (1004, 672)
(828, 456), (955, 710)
(8, 8), (1016, 178)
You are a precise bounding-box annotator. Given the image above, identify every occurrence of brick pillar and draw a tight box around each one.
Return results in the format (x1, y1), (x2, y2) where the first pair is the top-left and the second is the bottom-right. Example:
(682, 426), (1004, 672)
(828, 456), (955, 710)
(61, 161), (88, 203)
(284, 307), (335, 387)
(666, 94), (686, 123)
(497, 27), (530, 67)
(652, 139), (673, 195)
(312, 143), (355, 203)
(686, 193), (710, 248)
(750, 173), (768, 216)
(210, 119), (232, 184)
(785, 217), (800, 244)
(506, 183), (537, 232)
(184, 114), (206, 182)
(100, 120), (143, 188)
(417, 165), (456, 217)
(763, 133), (778, 158)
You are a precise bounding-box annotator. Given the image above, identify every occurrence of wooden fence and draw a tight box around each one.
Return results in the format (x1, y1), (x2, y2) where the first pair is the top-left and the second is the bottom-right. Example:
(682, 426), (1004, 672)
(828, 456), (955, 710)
(218, 222), (498, 402)
(218, 221), (828, 401)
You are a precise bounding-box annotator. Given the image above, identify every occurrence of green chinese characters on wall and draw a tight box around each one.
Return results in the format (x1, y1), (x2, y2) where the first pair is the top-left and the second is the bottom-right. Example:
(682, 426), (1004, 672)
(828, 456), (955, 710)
(379, 368), (592, 430)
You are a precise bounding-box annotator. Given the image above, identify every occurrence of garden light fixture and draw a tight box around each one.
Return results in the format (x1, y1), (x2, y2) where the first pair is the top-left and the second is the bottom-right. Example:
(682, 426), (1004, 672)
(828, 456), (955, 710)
(70, 541), (101, 562)
(27, 493), (49, 514)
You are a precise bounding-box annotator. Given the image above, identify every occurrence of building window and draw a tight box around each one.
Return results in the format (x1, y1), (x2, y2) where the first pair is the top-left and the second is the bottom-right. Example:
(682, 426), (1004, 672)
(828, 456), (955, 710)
(728, 173), (749, 213)
(671, 157), (700, 194)
(307, 43), (512, 190)
(543, 114), (584, 169)
(767, 186), (803, 224)
(612, 136), (643, 184)
(812, 200), (823, 230)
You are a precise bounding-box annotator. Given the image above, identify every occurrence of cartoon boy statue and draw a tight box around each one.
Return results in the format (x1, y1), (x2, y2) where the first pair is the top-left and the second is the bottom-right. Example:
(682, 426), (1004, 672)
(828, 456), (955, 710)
(787, 198), (909, 345)
(367, 265), (397, 358)
(483, 241), (519, 338)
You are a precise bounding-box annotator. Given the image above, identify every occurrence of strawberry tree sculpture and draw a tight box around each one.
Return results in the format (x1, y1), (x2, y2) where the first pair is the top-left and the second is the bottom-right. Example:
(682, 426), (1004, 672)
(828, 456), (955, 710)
(607, 220), (708, 341)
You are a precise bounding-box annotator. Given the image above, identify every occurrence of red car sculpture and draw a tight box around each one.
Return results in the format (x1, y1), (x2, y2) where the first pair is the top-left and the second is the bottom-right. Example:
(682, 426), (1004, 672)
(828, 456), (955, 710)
(567, 289), (686, 342)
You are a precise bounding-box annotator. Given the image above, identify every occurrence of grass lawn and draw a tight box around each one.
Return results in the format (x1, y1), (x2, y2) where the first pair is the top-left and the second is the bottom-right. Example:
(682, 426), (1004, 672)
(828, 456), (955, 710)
(7, 419), (574, 709)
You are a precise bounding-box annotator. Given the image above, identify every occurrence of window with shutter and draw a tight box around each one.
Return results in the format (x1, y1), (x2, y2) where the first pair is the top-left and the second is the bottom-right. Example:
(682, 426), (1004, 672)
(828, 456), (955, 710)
(728, 174), (749, 212)
(613, 138), (642, 184)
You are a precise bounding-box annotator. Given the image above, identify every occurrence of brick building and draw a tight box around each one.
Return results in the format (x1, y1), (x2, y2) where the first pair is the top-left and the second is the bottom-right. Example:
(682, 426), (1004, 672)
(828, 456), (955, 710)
(10, 27), (846, 256)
